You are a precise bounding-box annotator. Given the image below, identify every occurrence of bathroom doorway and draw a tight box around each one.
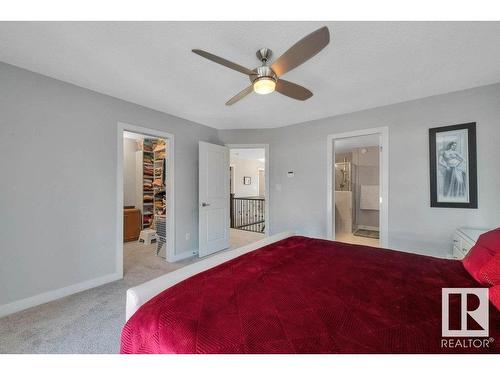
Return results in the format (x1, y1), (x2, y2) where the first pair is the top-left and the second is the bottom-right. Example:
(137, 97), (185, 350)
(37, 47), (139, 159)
(326, 128), (389, 248)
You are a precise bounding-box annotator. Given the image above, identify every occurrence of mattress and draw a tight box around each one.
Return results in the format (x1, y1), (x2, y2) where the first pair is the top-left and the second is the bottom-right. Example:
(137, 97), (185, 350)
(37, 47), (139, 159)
(120, 236), (500, 353)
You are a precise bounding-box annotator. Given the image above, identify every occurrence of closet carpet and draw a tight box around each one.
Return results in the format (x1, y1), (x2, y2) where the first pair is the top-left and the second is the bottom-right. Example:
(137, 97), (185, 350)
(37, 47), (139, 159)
(0, 229), (263, 353)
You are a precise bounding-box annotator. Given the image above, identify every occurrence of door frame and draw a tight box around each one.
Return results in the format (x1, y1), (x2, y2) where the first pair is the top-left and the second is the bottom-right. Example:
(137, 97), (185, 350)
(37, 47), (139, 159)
(226, 144), (270, 236)
(229, 165), (235, 194)
(257, 168), (265, 197)
(117, 122), (175, 271)
(326, 127), (389, 247)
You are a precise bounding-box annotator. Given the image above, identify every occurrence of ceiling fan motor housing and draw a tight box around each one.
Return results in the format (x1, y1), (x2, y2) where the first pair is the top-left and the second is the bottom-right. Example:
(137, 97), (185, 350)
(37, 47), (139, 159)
(256, 48), (272, 63)
(250, 65), (277, 84)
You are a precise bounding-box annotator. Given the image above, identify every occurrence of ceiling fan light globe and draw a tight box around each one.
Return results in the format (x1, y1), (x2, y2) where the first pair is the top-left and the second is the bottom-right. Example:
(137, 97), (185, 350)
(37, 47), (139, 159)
(253, 77), (276, 95)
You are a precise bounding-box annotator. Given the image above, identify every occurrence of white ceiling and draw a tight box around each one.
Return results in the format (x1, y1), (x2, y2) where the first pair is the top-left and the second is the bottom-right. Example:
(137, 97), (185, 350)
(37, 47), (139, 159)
(230, 148), (265, 161)
(2, 22), (500, 129)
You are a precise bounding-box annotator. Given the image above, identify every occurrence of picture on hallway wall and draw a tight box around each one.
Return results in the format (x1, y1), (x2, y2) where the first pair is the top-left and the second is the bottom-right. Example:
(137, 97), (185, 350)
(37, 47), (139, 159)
(243, 176), (251, 185)
(429, 122), (477, 208)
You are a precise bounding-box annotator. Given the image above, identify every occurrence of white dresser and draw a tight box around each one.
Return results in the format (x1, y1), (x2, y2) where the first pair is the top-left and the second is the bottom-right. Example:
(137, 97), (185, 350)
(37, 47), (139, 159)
(452, 227), (490, 260)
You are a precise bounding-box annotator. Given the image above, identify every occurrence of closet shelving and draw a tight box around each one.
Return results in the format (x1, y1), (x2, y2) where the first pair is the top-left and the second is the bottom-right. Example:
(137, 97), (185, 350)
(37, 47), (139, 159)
(141, 139), (155, 229)
(136, 137), (167, 255)
(135, 138), (167, 229)
(153, 140), (166, 218)
(153, 139), (167, 257)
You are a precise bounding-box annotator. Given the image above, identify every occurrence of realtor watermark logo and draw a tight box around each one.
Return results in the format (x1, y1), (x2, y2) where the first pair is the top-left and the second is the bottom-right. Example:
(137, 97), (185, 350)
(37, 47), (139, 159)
(441, 288), (493, 349)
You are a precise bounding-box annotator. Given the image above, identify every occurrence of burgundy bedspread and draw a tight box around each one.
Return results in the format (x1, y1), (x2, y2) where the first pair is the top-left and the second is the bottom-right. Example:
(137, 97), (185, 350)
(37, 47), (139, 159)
(121, 236), (500, 353)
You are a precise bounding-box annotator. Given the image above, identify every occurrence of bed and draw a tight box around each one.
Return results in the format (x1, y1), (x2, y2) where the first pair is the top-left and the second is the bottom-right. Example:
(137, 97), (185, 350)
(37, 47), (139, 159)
(121, 232), (500, 353)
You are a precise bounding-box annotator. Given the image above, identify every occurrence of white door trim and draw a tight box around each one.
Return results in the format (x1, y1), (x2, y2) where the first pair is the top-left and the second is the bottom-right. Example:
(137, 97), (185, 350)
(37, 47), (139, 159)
(257, 168), (265, 197)
(117, 122), (176, 268)
(226, 144), (270, 236)
(326, 127), (389, 247)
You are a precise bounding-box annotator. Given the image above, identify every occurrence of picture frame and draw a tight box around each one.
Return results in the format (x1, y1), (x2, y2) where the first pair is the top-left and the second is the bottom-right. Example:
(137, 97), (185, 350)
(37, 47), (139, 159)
(429, 122), (477, 208)
(243, 176), (251, 185)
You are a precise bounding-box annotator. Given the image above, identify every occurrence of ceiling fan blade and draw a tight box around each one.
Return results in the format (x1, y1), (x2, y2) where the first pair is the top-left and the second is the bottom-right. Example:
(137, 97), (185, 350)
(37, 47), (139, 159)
(275, 79), (313, 101)
(192, 49), (256, 76)
(225, 85), (254, 105)
(271, 26), (330, 77)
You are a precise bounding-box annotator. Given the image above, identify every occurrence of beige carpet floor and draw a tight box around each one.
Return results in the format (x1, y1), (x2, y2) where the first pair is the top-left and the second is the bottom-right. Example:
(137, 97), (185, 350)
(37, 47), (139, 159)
(0, 229), (263, 353)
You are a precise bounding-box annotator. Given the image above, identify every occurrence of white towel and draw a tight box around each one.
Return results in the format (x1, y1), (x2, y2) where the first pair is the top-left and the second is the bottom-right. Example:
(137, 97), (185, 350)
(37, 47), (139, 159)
(360, 185), (379, 210)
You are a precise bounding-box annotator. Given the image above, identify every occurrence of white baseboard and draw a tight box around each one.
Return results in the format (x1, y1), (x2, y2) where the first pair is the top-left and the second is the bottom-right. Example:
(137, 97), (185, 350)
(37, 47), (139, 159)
(0, 272), (122, 318)
(167, 250), (195, 263)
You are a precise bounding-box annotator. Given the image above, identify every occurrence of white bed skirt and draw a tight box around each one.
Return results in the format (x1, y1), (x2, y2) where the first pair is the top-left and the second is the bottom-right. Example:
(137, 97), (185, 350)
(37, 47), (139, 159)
(125, 231), (295, 321)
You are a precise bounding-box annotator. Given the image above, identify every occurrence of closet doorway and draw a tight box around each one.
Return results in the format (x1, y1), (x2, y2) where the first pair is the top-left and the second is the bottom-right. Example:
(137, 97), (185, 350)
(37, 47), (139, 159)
(117, 122), (175, 278)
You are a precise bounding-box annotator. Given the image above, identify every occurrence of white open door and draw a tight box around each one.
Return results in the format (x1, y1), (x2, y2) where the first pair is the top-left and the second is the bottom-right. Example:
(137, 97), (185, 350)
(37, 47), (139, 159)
(199, 141), (230, 257)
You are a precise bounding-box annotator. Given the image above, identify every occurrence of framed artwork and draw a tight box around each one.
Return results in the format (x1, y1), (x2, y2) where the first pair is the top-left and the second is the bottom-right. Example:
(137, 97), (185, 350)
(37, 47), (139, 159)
(429, 122), (477, 208)
(243, 176), (251, 185)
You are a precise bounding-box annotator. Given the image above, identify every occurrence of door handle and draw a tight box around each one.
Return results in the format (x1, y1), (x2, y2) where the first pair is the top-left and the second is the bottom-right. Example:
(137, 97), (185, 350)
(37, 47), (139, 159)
(201, 202), (210, 207)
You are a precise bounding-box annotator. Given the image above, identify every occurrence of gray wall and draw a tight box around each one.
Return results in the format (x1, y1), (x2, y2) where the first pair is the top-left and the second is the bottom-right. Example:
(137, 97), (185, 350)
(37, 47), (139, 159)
(123, 138), (138, 207)
(0, 62), (219, 306)
(218, 83), (500, 257)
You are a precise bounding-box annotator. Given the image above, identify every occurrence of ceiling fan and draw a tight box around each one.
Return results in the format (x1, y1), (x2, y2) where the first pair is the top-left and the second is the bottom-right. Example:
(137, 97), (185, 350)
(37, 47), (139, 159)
(192, 26), (330, 105)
